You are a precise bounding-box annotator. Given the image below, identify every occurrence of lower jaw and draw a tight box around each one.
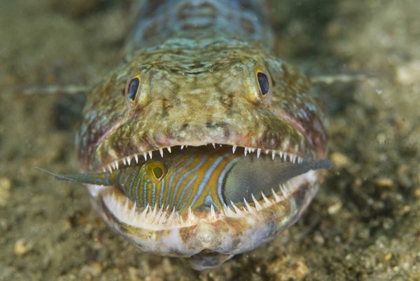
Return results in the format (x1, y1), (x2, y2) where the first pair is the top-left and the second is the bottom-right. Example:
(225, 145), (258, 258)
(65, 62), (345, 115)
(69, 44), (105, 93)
(84, 169), (321, 270)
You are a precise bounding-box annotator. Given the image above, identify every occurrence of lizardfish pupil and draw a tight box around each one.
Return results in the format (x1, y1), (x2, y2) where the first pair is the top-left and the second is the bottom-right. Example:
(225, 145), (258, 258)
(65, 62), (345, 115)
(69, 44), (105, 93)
(257, 72), (270, 94)
(127, 77), (140, 101)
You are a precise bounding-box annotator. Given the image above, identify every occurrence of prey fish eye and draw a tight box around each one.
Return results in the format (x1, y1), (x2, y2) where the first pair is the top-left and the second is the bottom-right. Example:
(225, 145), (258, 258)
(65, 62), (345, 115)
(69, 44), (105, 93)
(146, 161), (166, 182)
(49, 0), (331, 272)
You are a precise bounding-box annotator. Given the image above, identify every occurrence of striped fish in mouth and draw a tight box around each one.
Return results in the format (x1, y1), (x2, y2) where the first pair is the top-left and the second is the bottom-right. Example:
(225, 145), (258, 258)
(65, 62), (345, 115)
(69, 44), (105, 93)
(54, 0), (332, 270)
(53, 146), (331, 214)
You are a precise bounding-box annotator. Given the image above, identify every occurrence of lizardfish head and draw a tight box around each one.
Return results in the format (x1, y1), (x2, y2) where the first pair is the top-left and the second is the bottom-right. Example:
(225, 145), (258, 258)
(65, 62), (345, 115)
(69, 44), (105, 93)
(75, 47), (329, 270)
(79, 48), (327, 170)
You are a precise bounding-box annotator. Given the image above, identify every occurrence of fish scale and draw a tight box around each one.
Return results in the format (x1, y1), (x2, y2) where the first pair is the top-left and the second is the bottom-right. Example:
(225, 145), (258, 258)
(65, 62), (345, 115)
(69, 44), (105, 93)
(70, 0), (331, 270)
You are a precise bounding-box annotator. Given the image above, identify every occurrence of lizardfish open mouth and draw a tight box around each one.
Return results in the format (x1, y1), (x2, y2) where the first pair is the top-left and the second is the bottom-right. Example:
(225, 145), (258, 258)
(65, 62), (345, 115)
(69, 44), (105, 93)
(44, 144), (331, 269)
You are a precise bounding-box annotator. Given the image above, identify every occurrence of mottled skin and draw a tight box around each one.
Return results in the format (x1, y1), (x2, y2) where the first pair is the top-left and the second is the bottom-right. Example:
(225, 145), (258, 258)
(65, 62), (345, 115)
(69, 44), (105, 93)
(78, 47), (326, 170)
(75, 0), (328, 269)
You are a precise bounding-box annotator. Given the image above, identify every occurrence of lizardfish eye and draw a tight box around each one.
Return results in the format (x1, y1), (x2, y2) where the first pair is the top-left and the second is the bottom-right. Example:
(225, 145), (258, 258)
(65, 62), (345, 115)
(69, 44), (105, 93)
(257, 72), (270, 95)
(125, 76), (141, 102)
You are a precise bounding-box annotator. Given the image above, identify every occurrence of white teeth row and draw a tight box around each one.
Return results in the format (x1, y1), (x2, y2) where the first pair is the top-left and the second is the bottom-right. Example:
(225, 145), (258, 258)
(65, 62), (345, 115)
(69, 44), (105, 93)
(103, 147), (173, 172)
(221, 183), (294, 218)
(235, 146), (302, 164)
(103, 144), (302, 173)
(109, 194), (197, 227)
(109, 180), (298, 226)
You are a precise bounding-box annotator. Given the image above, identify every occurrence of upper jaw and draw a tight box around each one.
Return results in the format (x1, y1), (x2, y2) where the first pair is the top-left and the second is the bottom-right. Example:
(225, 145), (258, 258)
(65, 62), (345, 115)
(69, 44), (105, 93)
(98, 143), (312, 174)
(89, 116), (315, 172)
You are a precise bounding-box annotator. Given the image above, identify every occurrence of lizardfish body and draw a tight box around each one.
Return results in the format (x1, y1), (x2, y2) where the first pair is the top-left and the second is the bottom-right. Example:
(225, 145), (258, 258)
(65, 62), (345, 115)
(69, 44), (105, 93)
(67, 0), (330, 270)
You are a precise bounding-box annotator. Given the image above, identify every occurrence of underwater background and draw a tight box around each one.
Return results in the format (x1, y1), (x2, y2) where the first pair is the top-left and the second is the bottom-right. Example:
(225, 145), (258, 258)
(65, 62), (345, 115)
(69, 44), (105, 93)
(0, 0), (419, 280)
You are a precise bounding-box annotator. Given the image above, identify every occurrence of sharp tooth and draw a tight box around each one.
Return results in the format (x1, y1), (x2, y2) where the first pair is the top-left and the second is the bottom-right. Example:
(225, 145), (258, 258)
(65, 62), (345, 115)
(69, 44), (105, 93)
(243, 198), (253, 212)
(167, 147), (171, 153)
(148, 151), (153, 159)
(211, 143), (216, 148)
(251, 148), (255, 153)
(261, 192), (271, 205)
(272, 150), (275, 160)
(230, 201), (242, 214)
(271, 188), (281, 202)
(279, 151), (283, 159)
(150, 205), (158, 222)
(157, 207), (167, 224)
(140, 205), (149, 219)
(127, 157), (131, 165)
(102, 168), (106, 173)
(180, 145), (184, 150)
(155, 206), (164, 223)
(167, 207), (176, 222)
(130, 202), (137, 217)
(257, 148), (261, 158)
(159, 148), (164, 157)
(279, 184), (289, 197)
(115, 162), (119, 170)
(223, 204), (235, 216)
(143, 153), (147, 160)
(244, 147), (248, 156)
(232, 145), (237, 153)
(251, 194), (262, 210)
(210, 205), (217, 219)
(188, 207), (195, 222)
(134, 154), (139, 163)
(265, 149), (270, 154)
(123, 198), (129, 212)
(107, 165), (113, 173)
(122, 158), (127, 165)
